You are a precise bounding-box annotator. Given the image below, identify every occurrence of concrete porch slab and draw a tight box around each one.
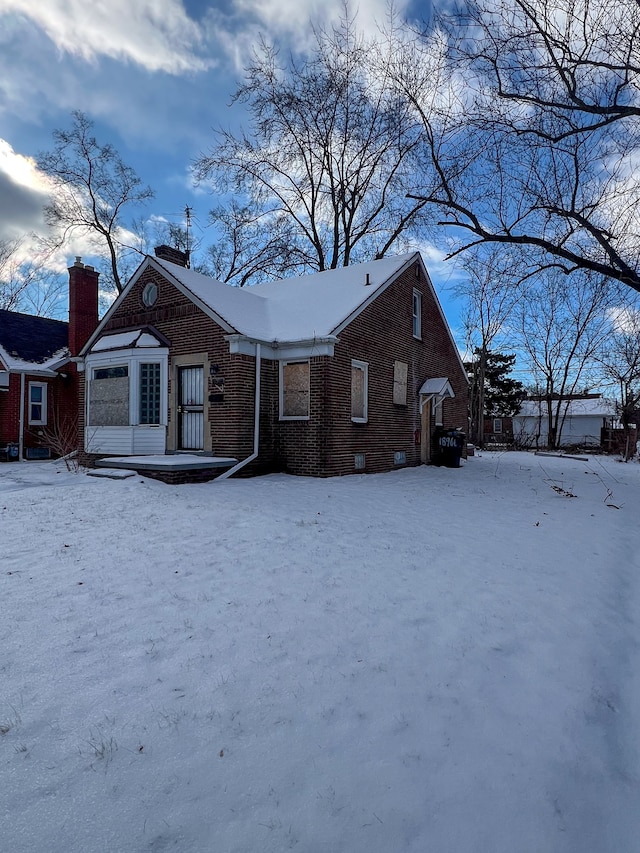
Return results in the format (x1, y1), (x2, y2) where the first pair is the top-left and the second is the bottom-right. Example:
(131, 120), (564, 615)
(95, 455), (238, 472)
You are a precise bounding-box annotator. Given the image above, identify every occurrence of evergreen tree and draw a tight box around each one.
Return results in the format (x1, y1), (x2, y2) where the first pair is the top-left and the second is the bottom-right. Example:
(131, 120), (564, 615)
(465, 350), (525, 444)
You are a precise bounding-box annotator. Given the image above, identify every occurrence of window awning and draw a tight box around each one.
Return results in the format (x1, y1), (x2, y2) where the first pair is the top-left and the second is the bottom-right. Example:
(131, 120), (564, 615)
(418, 377), (455, 412)
(89, 327), (169, 353)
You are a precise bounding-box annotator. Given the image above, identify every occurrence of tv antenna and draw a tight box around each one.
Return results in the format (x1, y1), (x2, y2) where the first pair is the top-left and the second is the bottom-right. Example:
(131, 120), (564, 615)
(184, 205), (193, 268)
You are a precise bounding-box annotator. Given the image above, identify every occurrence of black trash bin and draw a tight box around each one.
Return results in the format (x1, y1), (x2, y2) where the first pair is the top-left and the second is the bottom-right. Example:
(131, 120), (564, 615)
(434, 429), (465, 468)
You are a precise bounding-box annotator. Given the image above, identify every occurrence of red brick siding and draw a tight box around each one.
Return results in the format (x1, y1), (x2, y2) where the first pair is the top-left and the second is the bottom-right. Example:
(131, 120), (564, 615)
(1, 370), (80, 455)
(83, 260), (467, 476)
(272, 263), (468, 476)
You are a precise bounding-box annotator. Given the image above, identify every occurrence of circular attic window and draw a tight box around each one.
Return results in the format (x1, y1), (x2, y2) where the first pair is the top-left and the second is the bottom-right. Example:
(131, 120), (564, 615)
(142, 282), (158, 307)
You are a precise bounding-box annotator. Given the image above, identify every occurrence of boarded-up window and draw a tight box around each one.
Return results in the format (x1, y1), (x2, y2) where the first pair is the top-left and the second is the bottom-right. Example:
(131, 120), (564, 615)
(89, 366), (129, 426)
(281, 361), (309, 418)
(393, 361), (408, 405)
(351, 360), (368, 422)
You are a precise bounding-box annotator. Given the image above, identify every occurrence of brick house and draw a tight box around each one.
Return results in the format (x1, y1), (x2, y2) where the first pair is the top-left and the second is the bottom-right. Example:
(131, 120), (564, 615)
(79, 247), (468, 477)
(0, 260), (98, 460)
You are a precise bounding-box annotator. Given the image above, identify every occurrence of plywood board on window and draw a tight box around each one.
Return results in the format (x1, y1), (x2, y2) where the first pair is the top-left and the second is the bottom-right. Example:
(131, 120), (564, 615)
(393, 361), (408, 405)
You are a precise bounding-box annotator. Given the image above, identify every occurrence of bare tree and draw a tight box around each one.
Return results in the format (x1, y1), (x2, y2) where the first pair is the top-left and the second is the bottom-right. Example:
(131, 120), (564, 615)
(515, 270), (618, 447)
(0, 237), (65, 316)
(598, 304), (640, 459)
(39, 111), (154, 294)
(399, 0), (640, 294)
(456, 246), (526, 444)
(194, 11), (430, 284)
(201, 201), (298, 286)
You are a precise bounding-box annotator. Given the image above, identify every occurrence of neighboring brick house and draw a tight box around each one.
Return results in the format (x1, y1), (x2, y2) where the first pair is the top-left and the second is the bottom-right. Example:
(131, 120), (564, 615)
(79, 247), (468, 477)
(0, 259), (98, 460)
(483, 416), (515, 446)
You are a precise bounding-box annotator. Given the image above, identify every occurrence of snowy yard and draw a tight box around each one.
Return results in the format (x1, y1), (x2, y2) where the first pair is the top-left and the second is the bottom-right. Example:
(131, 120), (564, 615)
(1, 451), (640, 853)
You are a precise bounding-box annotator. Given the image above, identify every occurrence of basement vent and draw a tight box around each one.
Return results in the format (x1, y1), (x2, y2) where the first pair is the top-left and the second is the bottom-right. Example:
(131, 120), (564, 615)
(354, 453), (366, 471)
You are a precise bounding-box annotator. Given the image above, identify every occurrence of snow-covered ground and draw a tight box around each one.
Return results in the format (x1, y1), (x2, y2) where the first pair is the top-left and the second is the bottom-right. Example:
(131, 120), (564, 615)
(1, 451), (639, 853)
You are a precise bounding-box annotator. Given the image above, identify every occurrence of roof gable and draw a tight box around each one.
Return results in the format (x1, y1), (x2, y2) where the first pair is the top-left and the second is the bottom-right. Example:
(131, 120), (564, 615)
(0, 308), (69, 368)
(83, 251), (461, 360)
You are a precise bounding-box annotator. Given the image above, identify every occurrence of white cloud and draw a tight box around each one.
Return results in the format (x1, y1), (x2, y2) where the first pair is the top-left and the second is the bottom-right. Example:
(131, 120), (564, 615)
(0, 0), (212, 74)
(235, 0), (402, 40)
(0, 138), (111, 274)
(608, 305), (640, 335)
(205, 0), (414, 69)
(0, 139), (51, 240)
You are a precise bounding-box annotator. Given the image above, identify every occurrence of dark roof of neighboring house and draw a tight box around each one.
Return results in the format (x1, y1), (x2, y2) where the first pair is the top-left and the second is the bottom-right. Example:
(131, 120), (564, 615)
(0, 309), (69, 364)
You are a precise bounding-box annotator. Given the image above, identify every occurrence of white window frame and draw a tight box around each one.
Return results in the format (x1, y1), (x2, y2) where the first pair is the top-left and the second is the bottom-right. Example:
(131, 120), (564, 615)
(351, 359), (369, 424)
(85, 348), (168, 428)
(493, 418), (503, 434)
(28, 382), (47, 426)
(412, 289), (422, 340)
(279, 359), (310, 421)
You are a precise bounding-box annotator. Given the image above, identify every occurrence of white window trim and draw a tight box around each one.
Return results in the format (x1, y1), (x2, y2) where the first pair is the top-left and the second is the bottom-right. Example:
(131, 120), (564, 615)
(279, 359), (310, 421)
(28, 381), (47, 426)
(493, 418), (503, 434)
(412, 289), (422, 340)
(85, 347), (168, 429)
(351, 359), (369, 424)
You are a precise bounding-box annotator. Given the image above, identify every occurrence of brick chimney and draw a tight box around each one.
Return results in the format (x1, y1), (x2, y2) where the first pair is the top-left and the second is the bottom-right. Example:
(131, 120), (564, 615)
(154, 244), (190, 268)
(68, 257), (99, 357)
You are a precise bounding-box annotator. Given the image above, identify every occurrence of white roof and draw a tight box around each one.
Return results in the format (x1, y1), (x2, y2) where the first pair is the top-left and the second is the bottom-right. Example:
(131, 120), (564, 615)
(153, 254), (418, 342)
(0, 349), (68, 374)
(517, 397), (615, 418)
(419, 377), (455, 398)
(90, 329), (165, 352)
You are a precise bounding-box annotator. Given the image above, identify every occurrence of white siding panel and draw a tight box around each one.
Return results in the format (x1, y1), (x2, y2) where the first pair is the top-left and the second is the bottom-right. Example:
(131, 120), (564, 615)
(86, 426), (166, 455)
(133, 426), (166, 454)
(86, 427), (135, 455)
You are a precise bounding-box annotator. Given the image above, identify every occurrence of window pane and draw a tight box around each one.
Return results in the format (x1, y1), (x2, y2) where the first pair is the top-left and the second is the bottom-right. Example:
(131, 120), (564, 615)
(94, 366), (128, 380)
(140, 362), (161, 424)
(282, 362), (309, 417)
(28, 383), (46, 425)
(413, 290), (422, 338)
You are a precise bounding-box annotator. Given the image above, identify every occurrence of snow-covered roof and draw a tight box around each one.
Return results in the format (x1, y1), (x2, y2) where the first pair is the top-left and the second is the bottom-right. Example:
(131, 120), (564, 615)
(419, 377), (455, 398)
(152, 253), (418, 342)
(516, 397), (616, 418)
(90, 329), (166, 352)
(0, 307), (69, 371)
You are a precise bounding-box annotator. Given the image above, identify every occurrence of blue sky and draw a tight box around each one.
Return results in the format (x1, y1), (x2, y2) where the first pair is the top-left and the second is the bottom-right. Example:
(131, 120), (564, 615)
(0, 0), (466, 332)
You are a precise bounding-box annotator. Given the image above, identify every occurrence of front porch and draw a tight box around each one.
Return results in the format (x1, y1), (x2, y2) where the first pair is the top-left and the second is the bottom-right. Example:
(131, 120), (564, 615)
(94, 454), (238, 484)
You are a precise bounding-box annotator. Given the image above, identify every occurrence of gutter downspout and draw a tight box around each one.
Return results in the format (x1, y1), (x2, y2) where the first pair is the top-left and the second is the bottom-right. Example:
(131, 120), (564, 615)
(18, 373), (25, 461)
(217, 343), (261, 480)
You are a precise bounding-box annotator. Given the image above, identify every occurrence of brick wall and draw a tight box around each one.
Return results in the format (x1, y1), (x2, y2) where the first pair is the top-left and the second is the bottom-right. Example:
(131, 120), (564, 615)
(273, 262), (468, 476)
(82, 259), (467, 477)
(1, 371), (80, 456)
